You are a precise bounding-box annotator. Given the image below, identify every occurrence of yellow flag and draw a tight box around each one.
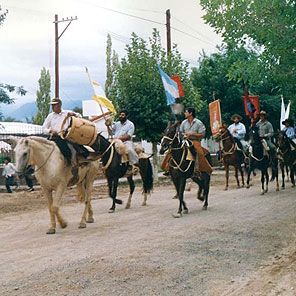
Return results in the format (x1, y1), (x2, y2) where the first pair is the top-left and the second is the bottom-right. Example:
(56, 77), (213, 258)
(85, 67), (116, 115)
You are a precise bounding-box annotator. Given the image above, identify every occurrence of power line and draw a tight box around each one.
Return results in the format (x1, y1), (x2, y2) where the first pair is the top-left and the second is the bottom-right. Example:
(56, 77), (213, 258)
(171, 26), (216, 47)
(172, 15), (216, 46)
(80, 1), (165, 26)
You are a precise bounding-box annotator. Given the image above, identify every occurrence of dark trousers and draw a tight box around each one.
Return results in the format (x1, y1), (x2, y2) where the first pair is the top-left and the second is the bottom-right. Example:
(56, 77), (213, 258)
(233, 137), (243, 150)
(5, 176), (17, 193)
(25, 175), (33, 189)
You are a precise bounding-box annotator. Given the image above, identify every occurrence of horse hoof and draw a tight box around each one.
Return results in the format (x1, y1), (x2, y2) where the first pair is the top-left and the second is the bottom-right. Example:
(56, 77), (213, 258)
(79, 223), (87, 229)
(224, 187), (228, 191)
(87, 218), (94, 223)
(260, 191), (264, 195)
(276, 187), (279, 192)
(172, 195), (178, 199)
(203, 205), (208, 210)
(292, 184), (295, 188)
(172, 213), (182, 218)
(141, 202), (147, 206)
(108, 209), (115, 213)
(246, 185), (250, 189)
(60, 222), (67, 229)
(125, 203), (131, 209)
(197, 196), (205, 202)
(183, 209), (188, 214)
(46, 229), (56, 234)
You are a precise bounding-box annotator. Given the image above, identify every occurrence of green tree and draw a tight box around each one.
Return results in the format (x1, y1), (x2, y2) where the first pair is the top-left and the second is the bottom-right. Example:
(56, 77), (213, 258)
(105, 34), (112, 98)
(0, 5), (8, 27)
(34, 67), (51, 125)
(200, 0), (296, 96)
(191, 45), (294, 134)
(113, 29), (200, 175)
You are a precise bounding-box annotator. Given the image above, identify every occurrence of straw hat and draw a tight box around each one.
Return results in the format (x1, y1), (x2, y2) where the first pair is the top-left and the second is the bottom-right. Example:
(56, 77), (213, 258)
(49, 98), (62, 105)
(231, 114), (242, 121)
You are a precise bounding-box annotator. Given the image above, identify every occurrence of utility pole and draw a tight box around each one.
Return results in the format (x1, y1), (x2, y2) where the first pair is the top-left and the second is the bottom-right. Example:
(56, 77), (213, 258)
(53, 14), (77, 98)
(166, 9), (171, 55)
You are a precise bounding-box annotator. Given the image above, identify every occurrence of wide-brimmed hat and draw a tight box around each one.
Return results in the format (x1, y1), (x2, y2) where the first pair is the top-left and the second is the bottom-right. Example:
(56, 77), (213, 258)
(259, 110), (267, 116)
(282, 118), (294, 126)
(49, 98), (62, 105)
(231, 114), (242, 121)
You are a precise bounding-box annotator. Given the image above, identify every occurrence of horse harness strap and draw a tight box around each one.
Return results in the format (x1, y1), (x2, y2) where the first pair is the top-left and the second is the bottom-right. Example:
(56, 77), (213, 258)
(101, 143), (115, 171)
(170, 146), (193, 173)
(33, 143), (56, 173)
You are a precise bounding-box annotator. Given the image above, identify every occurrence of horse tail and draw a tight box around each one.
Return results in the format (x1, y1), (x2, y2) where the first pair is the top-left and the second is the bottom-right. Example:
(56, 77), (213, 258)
(139, 157), (153, 194)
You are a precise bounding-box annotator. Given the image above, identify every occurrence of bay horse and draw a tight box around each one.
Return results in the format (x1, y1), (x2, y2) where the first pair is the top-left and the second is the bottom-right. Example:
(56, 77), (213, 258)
(159, 122), (210, 217)
(93, 134), (153, 212)
(277, 131), (296, 188)
(214, 125), (246, 190)
(246, 126), (279, 194)
(14, 136), (99, 234)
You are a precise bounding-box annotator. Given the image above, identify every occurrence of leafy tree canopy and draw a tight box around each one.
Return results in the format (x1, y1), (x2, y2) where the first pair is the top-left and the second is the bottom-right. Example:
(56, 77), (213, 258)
(200, 0), (296, 94)
(114, 29), (201, 143)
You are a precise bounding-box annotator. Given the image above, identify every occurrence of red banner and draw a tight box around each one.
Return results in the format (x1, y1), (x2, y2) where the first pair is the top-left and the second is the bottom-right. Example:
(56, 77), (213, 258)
(170, 75), (184, 97)
(242, 95), (260, 119)
(209, 100), (222, 135)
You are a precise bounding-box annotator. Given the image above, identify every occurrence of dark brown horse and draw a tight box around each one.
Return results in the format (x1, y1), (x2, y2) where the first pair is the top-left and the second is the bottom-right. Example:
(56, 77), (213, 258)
(214, 125), (246, 190)
(159, 122), (211, 217)
(93, 134), (153, 212)
(277, 131), (296, 188)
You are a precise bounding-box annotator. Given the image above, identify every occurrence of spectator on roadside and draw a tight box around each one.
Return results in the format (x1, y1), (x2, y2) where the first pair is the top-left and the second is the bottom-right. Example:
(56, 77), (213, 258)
(2, 156), (18, 193)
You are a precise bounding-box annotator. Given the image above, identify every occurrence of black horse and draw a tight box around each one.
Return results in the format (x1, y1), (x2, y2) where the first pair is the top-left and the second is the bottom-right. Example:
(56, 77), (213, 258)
(159, 122), (211, 217)
(277, 131), (296, 188)
(246, 126), (279, 194)
(93, 134), (153, 212)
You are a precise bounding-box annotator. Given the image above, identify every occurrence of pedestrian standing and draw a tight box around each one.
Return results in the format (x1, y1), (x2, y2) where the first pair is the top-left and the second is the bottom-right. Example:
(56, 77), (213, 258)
(2, 156), (18, 193)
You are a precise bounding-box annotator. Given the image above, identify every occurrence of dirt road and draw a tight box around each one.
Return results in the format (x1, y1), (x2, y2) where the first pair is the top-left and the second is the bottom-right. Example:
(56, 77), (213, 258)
(0, 171), (295, 296)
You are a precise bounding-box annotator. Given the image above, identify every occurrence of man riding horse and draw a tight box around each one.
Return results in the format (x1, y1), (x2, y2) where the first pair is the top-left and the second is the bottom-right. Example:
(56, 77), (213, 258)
(105, 109), (139, 174)
(180, 107), (212, 176)
(228, 114), (246, 151)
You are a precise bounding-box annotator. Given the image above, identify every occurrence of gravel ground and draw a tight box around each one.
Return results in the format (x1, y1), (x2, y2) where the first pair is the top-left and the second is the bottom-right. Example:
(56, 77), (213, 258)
(0, 170), (295, 296)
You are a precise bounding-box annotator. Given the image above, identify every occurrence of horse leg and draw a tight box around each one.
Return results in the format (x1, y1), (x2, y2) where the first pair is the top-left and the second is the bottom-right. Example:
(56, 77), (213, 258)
(280, 162), (285, 189)
(239, 165), (245, 187)
(265, 167), (269, 193)
(246, 165), (252, 189)
(180, 179), (188, 214)
(260, 170), (265, 195)
(290, 165), (295, 187)
(108, 178), (116, 213)
(52, 186), (68, 229)
(80, 178), (95, 228)
(43, 189), (56, 234)
(172, 177), (184, 218)
(202, 174), (210, 210)
(234, 166), (240, 188)
(274, 159), (279, 191)
(224, 163), (229, 190)
(125, 175), (135, 209)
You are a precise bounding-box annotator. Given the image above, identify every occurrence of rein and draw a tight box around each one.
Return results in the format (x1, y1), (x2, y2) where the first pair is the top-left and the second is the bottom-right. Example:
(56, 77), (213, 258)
(164, 131), (194, 173)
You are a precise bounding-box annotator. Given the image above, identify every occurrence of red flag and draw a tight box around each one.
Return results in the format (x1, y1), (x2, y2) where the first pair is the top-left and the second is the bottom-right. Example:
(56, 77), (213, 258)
(209, 100), (222, 135)
(170, 75), (184, 97)
(242, 95), (260, 119)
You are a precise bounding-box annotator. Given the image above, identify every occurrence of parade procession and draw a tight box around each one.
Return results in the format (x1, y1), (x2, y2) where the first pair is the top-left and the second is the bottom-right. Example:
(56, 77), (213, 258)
(0, 1), (296, 295)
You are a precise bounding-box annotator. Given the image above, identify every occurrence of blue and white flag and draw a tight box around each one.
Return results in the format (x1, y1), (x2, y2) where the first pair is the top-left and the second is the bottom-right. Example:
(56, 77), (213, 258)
(280, 95), (291, 130)
(157, 65), (179, 105)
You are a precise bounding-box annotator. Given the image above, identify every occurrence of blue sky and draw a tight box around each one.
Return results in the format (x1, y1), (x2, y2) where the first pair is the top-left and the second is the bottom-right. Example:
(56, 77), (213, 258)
(0, 0), (221, 109)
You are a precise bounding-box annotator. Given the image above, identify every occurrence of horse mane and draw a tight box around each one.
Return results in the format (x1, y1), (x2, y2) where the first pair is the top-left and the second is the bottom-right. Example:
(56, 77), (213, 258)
(26, 136), (57, 147)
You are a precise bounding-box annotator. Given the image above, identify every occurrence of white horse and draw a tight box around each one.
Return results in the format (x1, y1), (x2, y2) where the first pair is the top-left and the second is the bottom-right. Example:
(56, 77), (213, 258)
(14, 136), (99, 234)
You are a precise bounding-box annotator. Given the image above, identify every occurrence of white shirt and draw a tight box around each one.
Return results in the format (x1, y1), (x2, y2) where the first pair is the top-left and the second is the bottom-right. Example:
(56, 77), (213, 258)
(42, 109), (81, 134)
(228, 122), (246, 140)
(112, 119), (135, 143)
(2, 163), (16, 177)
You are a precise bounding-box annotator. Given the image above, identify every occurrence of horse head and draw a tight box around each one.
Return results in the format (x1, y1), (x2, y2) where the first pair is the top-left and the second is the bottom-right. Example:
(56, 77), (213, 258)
(249, 126), (261, 145)
(277, 131), (289, 150)
(14, 138), (31, 178)
(159, 121), (180, 154)
(214, 124), (232, 142)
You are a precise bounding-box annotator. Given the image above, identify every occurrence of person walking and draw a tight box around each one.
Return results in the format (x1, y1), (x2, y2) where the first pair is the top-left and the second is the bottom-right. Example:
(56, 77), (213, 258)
(2, 156), (18, 193)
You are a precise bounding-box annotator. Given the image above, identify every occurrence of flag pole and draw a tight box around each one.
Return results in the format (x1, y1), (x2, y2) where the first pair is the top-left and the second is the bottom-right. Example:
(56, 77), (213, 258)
(85, 67), (113, 138)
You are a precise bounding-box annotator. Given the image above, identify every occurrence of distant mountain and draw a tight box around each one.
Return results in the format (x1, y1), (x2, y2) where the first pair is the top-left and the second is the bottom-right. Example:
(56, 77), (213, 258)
(1, 100), (82, 122)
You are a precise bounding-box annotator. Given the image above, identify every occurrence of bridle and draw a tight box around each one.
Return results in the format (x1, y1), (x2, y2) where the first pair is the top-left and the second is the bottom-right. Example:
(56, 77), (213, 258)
(161, 129), (194, 173)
